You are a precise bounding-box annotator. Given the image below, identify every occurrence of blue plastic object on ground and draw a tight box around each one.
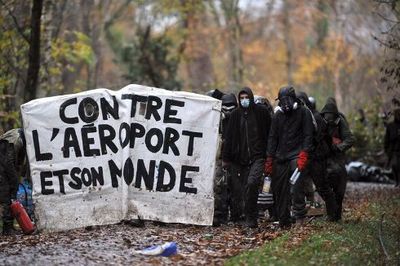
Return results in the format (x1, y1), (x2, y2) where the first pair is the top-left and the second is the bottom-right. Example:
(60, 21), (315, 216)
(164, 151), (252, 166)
(135, 242), (178, 256)
(16, 179), (34, 218)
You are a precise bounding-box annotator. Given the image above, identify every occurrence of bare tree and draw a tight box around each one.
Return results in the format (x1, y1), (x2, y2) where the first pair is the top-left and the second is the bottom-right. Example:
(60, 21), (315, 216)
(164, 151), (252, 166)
(180, 0), (215, 92)
(24, 0), (43, 103)
(220, 0), (244, 88)
(282, 0), (294, 85)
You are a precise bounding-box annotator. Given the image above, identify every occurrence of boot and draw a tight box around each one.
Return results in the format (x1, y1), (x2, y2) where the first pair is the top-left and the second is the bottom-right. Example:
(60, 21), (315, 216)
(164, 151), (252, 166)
(2, 223), (18, 236)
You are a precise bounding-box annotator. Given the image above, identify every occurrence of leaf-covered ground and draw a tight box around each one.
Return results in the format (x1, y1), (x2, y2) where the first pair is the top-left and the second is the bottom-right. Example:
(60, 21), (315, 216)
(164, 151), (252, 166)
(0, 182), (398, 266)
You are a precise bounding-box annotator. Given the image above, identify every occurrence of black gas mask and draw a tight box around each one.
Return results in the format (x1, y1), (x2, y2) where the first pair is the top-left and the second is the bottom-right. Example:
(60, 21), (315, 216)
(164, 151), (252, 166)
(279, 96), (295, 113)
(277, 86), (297, 113)
(323, 113), (340, 126)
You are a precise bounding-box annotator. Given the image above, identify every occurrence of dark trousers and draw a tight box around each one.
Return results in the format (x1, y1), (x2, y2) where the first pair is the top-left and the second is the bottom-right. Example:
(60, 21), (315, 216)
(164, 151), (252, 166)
(310, 158), (338, 219)
(229, 158), (264, 221)
(327, 158), (347, 220)
(214, 158), (228, 223)
(291, 164), (308, 220)
(271, 160), (296, 226)
(1, 199), (13, 232)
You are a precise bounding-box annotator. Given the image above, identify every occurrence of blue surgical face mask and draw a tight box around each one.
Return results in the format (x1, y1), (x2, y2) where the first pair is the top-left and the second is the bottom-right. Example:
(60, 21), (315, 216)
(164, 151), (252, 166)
(240, 98), (250, 108)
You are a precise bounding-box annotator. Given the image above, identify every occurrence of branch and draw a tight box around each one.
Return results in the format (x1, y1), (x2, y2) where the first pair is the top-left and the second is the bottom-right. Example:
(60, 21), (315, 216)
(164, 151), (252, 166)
(0, 0), (30, 43)
(104, 0), (133, 30)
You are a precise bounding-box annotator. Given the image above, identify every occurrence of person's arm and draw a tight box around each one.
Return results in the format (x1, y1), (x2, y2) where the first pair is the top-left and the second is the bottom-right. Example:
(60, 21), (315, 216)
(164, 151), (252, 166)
(336, 117), (355, 152)
(222, 112), (235, 163)
(384, 125), (391, 156)
(266, 113), (279, 157)
(302, 108), (314, 153)
(5, 146), (19, 199)
(264, 108), (272, 157)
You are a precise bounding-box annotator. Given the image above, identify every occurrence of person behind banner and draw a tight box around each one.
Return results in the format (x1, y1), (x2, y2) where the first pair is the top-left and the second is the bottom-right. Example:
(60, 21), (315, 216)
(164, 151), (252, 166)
(222, 87), (271, 228)
(0, 139), (19, 235)
(320, 98), (355, 221)
(210, 91), (238, 226)
(265, 86), (314, 228)
(0, 128), (28, 182)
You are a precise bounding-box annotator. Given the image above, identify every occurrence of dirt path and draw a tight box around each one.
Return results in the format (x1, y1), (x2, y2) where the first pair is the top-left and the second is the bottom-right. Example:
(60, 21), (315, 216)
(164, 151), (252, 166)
(0, 182), (397, 265)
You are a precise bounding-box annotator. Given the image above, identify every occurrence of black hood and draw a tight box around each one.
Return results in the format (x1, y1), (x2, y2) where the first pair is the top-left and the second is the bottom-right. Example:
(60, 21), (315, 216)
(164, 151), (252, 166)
(238, 87), (255, 108)
(221, 93), (238, 107)
(296, 91), (312, 109)
(320, 98), (339, 115)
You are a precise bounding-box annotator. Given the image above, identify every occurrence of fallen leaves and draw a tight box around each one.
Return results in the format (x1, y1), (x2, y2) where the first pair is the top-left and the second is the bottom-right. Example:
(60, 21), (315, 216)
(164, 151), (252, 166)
(0, 183), (398, 265)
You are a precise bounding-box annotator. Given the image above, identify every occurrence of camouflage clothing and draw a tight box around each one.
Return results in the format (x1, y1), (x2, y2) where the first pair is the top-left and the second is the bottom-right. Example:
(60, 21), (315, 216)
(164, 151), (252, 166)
(0, 140), (18, 234)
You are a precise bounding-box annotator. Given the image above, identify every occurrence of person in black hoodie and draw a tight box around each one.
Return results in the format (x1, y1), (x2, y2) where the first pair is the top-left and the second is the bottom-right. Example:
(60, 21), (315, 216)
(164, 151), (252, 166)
(297, 92), (339, 221)
(320, 98), (354, 220)
(265, 86), (314, 228)
(222, 87), (271, 228)
(385, 109), (400, 187)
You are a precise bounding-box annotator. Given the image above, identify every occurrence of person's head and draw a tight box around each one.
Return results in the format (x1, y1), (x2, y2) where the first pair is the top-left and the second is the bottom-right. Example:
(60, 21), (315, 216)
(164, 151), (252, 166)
(238, 87), (254, 109)
(221, 93), (238, 115)
(322, 112), (340, 126)
(320, 97), (340, 126)
(206, 89), (224, 100)
(308, 96), (316, 111)
(296, 91), (312, 109)
(277, 86), (297, 113)
(394, 109), (400, 122)
(254, 95), (273, 114)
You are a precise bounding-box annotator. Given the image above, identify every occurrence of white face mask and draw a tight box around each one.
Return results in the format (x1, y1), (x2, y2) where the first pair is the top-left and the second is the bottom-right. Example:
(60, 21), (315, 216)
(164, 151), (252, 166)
(240, 98), (250, 108)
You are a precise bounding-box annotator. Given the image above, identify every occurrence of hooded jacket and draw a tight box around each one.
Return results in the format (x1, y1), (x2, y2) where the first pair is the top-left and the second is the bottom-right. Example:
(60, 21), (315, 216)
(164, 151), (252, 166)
(222, 87), (271, 165)
(320, 100), (354, 155)
(267, 102), (314, 162)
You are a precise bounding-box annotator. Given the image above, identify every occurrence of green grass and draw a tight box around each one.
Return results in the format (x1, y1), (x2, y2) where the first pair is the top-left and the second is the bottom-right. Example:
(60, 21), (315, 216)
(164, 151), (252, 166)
(226, 196), (400, 265)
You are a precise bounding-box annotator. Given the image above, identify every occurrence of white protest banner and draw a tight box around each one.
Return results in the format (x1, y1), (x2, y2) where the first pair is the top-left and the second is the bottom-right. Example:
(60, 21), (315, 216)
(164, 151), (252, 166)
(21, 84), (221, 232)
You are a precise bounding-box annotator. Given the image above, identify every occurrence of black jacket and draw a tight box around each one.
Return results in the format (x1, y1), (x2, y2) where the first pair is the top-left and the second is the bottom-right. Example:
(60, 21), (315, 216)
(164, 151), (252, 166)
(320, 101), (355, 157)
(312, 110), (332, 159)
(222, 87), (271, 165)
(385, 119), (400, 157)
(267, 104), (314, 162)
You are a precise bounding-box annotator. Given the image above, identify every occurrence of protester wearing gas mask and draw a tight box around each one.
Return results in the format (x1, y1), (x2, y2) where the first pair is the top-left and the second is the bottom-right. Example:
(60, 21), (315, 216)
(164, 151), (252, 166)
(265, 86), (314, 228)
(296, 92), (339, 222)
(222, 87), (271, 228)
(320, 97), (354, 221)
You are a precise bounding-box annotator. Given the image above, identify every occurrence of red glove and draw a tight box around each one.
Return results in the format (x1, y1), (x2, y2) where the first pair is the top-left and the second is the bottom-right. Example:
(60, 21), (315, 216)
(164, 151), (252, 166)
(332, 137), (342, 145)
(297, 151), (308, 171)
(264, 156), (273, 175)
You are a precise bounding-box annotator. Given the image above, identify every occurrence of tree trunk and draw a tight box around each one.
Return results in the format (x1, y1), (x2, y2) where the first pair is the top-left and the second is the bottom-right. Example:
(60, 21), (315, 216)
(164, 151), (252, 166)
(221, 0), (244, 88)
(282, 0), (293, 85)
(182, 0), (215, 92)
(24, 0), (43, 103)
(38, 0), (54, 98)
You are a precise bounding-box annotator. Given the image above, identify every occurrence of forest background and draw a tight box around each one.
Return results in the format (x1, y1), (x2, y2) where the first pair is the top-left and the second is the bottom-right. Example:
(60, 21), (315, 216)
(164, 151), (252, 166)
(0, 0), (399, 164)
